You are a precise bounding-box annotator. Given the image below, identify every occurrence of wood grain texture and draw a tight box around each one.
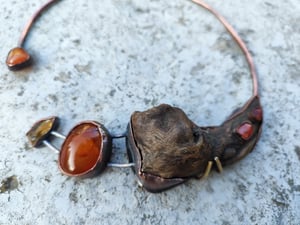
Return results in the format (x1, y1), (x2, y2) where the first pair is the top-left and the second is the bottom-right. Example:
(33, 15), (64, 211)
(128, 97), (262, 184)
(131, 104), (211, 179)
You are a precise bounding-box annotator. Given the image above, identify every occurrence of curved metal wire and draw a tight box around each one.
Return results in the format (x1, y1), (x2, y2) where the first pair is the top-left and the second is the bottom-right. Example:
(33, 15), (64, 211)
(18, 0), (59, 47)
(192, 0), (259, 97)
(16, 0), (259, 97)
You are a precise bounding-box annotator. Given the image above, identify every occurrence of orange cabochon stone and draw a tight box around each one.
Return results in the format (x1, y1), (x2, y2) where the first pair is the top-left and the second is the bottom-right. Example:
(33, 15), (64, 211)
(59, 123), (103, 176)
(6, 47), (31, 69)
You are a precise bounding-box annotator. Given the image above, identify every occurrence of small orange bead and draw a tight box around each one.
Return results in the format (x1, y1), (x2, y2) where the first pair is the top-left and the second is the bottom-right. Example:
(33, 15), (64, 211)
(6, 47), (31, 70)
(237, 122), (253, 140)
(59, 123), (102, 176)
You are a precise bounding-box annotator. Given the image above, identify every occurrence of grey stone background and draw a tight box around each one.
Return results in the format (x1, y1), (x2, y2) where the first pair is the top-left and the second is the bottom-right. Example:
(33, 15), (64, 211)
(0, 0), (299, 224)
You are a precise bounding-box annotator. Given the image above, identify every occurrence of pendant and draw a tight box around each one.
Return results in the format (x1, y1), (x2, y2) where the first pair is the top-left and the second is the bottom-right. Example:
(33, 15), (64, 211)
(26, 96), (262, 192)
(9, 0), (263, 192)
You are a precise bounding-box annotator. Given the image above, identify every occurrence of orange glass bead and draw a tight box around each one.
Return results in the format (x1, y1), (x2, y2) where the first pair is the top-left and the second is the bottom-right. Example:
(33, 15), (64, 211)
(6, 47), (31, 70)
(236, 122), (253, 140)
(59, 122), (103, 176)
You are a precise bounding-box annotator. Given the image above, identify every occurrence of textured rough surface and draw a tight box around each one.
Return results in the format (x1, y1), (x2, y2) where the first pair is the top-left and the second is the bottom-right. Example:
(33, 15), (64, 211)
(0, 0), (299, 224)
(129, 96), (262, 183)
(131, 104), (209, 179)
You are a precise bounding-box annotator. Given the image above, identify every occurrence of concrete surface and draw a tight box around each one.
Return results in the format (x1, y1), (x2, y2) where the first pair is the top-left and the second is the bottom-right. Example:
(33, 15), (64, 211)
(0, 0), (299, 224)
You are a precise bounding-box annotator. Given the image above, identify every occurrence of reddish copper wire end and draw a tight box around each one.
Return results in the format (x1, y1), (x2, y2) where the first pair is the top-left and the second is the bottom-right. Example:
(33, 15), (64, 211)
(192, 0), (259, 97)
(6, 0), (58, 70)
(18, 0), (58, 47)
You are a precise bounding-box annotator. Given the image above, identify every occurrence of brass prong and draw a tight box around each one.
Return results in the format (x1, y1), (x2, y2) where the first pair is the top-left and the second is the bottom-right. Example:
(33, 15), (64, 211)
(203, 161), (213, 178)
(214, 157), (223, 173)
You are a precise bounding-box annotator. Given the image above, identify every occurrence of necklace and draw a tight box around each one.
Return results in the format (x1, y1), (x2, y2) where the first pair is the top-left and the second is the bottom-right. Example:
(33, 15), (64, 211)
(7, 0), (263, 192)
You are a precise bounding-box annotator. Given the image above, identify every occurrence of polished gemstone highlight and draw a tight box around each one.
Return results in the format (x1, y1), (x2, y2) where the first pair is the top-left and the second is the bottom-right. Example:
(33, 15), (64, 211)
(59, 122), (104, 176)
(6, 47), (31, 70)
(236, 122), (253, 140)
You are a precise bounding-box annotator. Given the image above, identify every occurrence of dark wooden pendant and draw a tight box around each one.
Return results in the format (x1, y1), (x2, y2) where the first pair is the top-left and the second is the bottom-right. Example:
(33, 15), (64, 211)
(127, 96), (262, 192)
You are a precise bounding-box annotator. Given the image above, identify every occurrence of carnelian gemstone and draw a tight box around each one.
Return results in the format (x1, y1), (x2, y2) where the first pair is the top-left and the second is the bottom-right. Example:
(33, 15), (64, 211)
(237, 122), (253, 140)
(59, 123), (102, 176)
(6, 47), (31, 70)
(252, 108), (263, 121)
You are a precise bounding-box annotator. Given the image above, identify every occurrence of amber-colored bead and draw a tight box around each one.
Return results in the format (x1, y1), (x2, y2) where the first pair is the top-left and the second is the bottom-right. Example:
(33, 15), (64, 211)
(236, 122), (253, 140)
(59, 123), (102, 176)
(252, 108), (263, 121)
(6, 47), (31, 70)
(26, 116), (59, 147)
